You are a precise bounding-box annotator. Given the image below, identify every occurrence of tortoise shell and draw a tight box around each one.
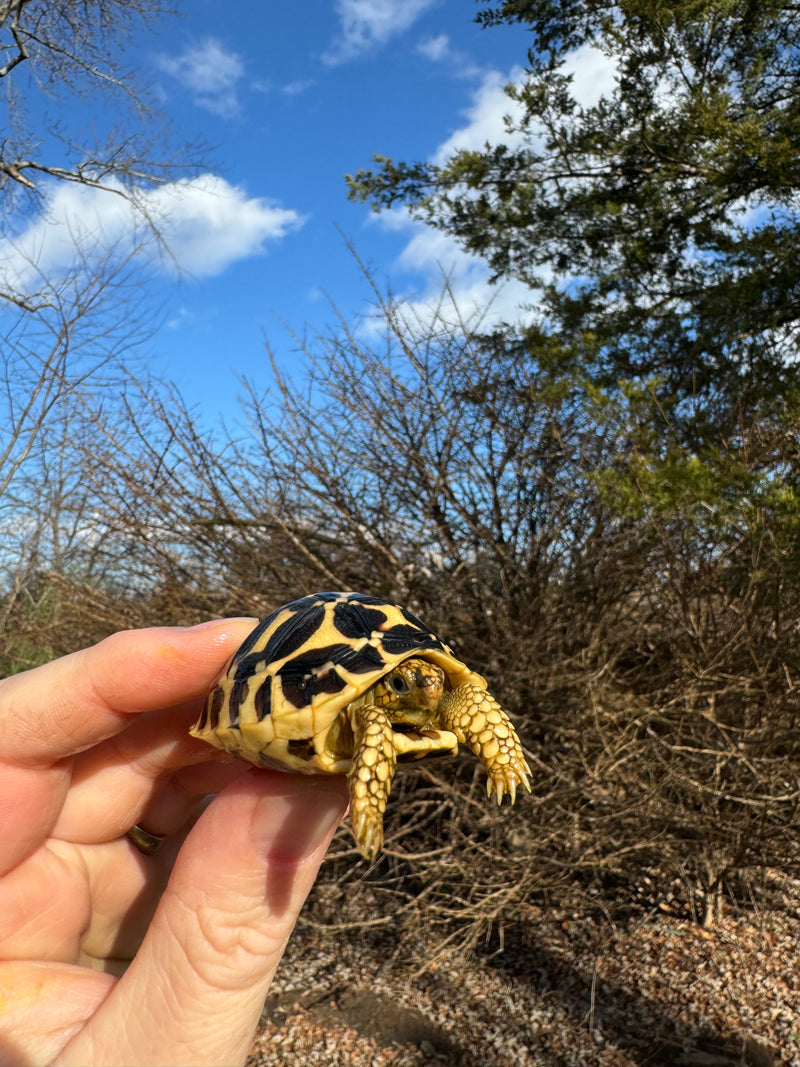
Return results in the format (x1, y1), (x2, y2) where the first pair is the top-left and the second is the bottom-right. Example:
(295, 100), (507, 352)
(191, 591), (486, 773)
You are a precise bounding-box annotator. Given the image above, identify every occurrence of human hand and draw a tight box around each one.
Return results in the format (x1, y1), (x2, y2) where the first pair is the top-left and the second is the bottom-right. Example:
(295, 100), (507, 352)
(0, 621), (348, 1067)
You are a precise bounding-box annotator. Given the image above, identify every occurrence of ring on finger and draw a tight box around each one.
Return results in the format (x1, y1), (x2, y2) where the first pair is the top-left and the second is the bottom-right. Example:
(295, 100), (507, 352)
(126, 824), (166, 855)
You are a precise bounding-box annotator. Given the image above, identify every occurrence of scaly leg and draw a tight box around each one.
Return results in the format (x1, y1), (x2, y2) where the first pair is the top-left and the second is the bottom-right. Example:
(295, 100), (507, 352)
(347, 703), (397, 860)
(438, 685), (531, 803)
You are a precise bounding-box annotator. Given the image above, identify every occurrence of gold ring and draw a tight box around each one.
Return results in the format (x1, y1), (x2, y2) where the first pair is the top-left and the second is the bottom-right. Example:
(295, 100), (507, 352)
(126, 824), (166, 855)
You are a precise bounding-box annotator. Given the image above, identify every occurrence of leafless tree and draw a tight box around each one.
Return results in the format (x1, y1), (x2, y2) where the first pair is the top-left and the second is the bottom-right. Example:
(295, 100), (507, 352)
(217, 286), (800, 937)
(0, 1), (198, 319)
(5, 268), (799, 945)
(0, 233), (164, 669)
(0, 1), (186, 206)
(0, 0), (203, 666)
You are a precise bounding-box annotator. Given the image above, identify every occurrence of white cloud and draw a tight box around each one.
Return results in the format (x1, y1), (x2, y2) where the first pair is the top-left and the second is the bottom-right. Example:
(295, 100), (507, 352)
(416, 34), (450, 62)
(147, 175), (303, 276)
(353, 47), (617, 339)
(156, 38), (245, 118)
(0, 175), (303, 298)
(416, 33), (482, 79)
(360, 208), (537, 339)
(432, 67), (527, 164)
(565, 43), (618, 109)
(361, 52), (614, 332)
(281, 78), (316, 97)
(323, 0), (438, 66)
(432, 45), (617, 165)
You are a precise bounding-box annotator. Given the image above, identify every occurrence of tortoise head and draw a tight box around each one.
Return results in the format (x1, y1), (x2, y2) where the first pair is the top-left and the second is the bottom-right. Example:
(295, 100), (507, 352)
(372, 656), (445, 724)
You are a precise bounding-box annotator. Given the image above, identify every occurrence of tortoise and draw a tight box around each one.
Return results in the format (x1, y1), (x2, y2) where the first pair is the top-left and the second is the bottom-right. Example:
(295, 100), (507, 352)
(191, 592), (530, 859)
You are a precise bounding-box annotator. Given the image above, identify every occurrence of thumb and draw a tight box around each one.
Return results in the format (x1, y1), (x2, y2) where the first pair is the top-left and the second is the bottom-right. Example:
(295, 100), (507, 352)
(60, 770), (348, 1067)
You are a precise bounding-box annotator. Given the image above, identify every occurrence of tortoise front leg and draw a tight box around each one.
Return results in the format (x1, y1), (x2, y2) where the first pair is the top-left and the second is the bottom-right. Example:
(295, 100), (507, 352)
(438, 685), (531, 803)
(347, 703), (397, 860)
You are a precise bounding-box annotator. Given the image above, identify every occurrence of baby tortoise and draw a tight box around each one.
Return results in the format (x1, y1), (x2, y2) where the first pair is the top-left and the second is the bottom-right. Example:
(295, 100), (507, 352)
(191, 592), (530, 859)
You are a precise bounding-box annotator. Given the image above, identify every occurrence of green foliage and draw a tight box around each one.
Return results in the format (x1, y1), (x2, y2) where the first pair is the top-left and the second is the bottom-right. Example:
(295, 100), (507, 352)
(347, 0), (800, 421)
(0, 637), (56, 679)
(0, 577), (59, 678)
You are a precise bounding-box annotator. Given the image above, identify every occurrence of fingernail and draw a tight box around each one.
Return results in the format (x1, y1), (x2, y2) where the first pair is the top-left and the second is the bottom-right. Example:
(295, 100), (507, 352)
(251, 780), (347, 866)
(185, 617), (259, 632)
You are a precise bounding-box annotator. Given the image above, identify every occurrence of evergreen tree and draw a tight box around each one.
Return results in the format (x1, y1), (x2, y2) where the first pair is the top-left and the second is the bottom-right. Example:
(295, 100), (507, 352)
(348, 0), (800, 435)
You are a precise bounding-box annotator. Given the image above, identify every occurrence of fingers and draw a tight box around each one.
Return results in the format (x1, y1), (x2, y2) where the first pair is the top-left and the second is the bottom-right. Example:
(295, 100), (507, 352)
(58, 769), (348, 1067)
(0, 620), (256, 875)
(0, 619), (257, 767)
(51, 700), (249, 845)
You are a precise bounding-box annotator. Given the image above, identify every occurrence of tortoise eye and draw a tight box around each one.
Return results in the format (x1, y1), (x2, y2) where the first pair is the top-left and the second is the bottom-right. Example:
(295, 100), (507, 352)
(387, 673), (410, 695)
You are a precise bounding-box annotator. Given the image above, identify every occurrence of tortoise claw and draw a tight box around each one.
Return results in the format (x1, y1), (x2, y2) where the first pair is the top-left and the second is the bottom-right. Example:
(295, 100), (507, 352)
(486, 760), (532, 805)
(350, 808), (384, 861)
(437, 684), (530, 805)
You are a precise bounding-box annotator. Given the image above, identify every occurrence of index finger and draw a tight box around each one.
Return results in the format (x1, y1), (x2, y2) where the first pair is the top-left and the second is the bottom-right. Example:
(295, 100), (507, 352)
(0, 619), (256, 766)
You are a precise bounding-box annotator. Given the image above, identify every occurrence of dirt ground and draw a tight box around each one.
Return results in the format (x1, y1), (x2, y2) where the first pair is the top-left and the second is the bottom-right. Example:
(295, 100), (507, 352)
(247, 897), (799, 1066)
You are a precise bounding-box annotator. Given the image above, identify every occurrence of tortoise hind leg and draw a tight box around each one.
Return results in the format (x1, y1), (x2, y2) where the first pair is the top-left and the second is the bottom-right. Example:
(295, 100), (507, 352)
(347, 703), (397, 860)
(437, 685), (531, 803)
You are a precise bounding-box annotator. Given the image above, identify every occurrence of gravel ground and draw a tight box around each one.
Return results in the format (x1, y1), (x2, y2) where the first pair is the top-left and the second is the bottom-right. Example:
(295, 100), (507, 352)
(247, 900), (799, 1066)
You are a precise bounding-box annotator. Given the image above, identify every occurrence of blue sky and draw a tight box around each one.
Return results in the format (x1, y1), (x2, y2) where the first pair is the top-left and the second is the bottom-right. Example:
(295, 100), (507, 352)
(146, 0), (530, 415)
(3, 1), (616, 418)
